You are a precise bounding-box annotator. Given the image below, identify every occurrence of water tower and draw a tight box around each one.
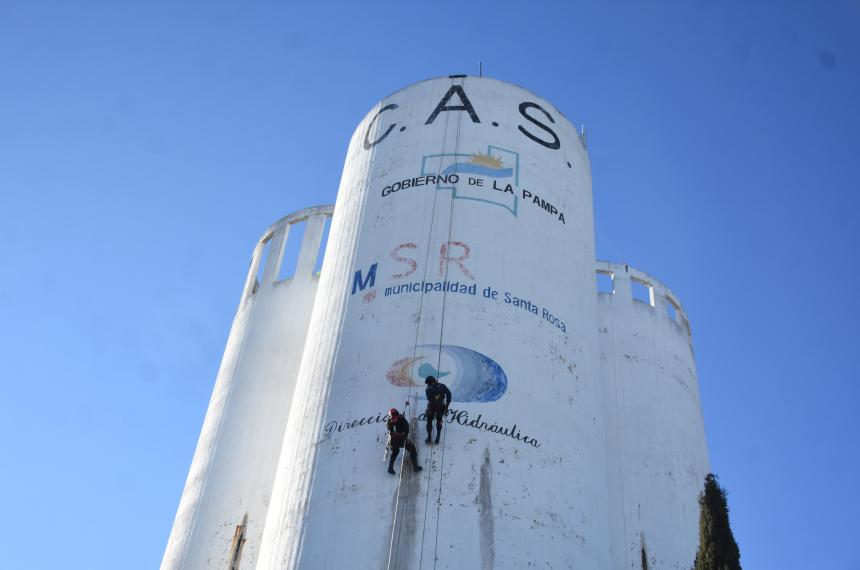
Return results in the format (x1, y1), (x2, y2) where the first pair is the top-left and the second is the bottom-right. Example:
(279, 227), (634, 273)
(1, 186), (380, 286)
(163, 76), (709, 570)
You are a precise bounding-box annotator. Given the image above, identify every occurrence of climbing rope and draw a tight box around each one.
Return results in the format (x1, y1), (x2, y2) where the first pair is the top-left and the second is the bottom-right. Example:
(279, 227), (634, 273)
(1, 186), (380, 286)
(385, 398), (410, 570)
(418, 76), (466, 570)
(431, 80), (464, 570)
(386, 77), (459, 570)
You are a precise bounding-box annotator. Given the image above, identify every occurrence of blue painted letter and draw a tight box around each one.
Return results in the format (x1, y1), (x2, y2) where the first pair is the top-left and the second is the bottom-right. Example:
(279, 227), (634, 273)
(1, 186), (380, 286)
(351, 263), (377, 295)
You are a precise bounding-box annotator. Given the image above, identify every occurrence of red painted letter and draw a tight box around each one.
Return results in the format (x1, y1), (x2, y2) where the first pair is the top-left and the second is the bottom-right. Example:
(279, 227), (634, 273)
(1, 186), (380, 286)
(391, 243), (418, 279)
(440, 241), (474, 279)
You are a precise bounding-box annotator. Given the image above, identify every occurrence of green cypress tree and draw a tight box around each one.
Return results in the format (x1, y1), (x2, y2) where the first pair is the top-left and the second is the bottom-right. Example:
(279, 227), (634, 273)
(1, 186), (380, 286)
(693, 473), (741, 570)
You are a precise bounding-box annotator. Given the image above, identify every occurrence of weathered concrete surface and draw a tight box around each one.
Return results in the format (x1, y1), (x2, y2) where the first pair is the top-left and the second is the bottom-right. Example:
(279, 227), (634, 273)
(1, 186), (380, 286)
(256, 76), (608, 569)
(163, 76), (711, 570)
(161, 206), (332, 570)
(598, 261), (710, 569)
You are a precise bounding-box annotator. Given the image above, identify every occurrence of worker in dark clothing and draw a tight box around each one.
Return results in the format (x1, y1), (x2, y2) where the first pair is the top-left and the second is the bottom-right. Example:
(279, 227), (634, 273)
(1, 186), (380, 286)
(424, 376), (452, 444)
(386, 408), (423, 475)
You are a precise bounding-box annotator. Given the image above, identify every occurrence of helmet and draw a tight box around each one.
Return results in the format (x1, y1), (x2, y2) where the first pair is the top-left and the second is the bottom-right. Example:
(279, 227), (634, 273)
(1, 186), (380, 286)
(424, 376), (437, 384)
(389, 408), (399, 418)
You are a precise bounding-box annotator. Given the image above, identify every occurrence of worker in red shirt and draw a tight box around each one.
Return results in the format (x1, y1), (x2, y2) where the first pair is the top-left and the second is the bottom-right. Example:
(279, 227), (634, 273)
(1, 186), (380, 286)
(386, 408), (423, 475)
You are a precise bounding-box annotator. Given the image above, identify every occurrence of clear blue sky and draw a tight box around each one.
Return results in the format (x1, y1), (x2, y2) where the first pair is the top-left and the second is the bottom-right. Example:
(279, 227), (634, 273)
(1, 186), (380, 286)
(1, 1), (857, 567)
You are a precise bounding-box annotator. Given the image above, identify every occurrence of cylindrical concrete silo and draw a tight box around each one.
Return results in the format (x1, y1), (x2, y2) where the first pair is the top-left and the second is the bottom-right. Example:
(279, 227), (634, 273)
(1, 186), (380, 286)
(256, 76), (610, 568)
(161, 206), (332, 569)
(596, 262), (710, 569)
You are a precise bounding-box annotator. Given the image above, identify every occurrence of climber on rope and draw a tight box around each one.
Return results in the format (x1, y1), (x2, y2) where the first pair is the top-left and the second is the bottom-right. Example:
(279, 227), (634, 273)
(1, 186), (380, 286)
(424, 376), (452, 444)
(385, 408), (423, 475)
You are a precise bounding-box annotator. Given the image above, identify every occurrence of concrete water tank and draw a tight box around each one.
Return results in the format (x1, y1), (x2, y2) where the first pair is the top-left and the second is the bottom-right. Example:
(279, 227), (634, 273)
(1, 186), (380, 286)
(162, 76), (710, 570)
(257, 76), (609, 569)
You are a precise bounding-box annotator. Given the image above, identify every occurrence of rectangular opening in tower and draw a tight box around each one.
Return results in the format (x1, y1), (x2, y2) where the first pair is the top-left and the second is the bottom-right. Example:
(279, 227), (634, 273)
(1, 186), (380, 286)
(278, 219), (307, 281)
(666, 296), (680, 323)
(252, 234), (273, 295)
(631, 277), (654, 306)
(313, 215), (332, 275)
(596, 270), (614, 294)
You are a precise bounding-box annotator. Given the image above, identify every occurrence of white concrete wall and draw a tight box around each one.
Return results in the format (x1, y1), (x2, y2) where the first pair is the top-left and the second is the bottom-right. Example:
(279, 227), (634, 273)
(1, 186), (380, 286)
(161, 205), (332, 570)
(256, 76), (609, 569)
(163, 77), (713, 570)
(597, 261), (710, 569)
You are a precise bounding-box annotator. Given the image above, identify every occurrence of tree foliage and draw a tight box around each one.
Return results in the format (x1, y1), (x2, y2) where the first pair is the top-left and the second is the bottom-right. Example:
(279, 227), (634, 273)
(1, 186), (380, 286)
(693, 473), (741, 570)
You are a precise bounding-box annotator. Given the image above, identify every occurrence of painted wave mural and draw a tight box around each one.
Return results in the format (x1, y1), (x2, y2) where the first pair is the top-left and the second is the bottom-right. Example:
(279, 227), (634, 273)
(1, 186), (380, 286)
(385, 344), (508, 403)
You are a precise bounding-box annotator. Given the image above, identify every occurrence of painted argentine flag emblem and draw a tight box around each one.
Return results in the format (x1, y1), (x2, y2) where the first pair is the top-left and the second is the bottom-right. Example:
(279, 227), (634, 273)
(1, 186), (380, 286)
(421, 145), (520, 217)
